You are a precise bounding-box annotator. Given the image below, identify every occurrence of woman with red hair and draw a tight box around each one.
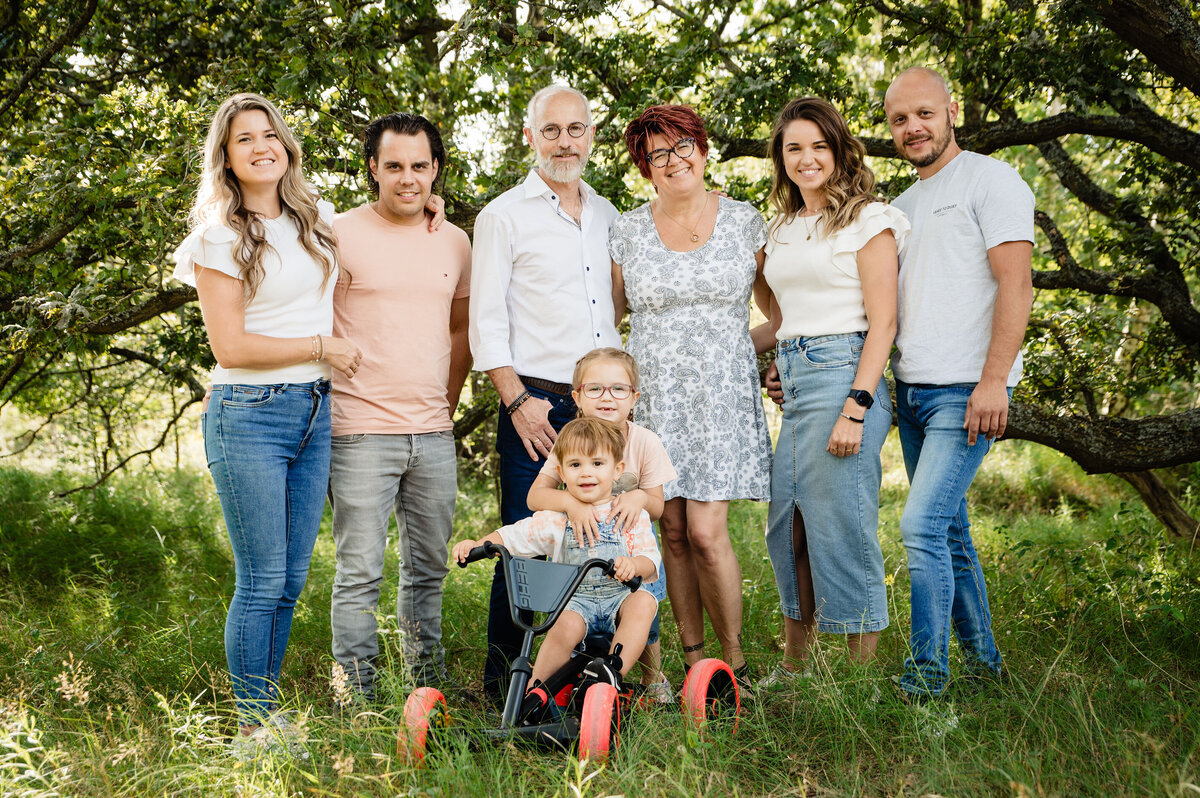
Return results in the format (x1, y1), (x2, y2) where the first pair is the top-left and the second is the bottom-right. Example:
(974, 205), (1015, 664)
(611, 104), (774, 692)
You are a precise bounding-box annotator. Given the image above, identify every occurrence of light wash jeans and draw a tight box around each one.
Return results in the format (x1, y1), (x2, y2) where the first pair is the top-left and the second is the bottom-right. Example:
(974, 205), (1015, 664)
(328, 430), (457, 692)
(562, 516), (657, 637)
(204, 380), (331, 723)
(895, 381), (1006, 697)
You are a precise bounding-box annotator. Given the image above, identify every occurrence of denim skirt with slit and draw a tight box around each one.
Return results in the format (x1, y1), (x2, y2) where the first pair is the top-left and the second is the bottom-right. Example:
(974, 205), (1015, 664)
(765, 333), (890, 634)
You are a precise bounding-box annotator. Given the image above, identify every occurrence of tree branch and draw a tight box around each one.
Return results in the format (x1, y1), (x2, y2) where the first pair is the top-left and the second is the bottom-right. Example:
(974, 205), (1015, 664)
(108, 346), (206, 401)
(0, 0), (98, 120)
(55, 394), (200, 497)
(1035, 141), (1199, 348)
(1083, 0), (1200, 97)
(1006, 403), (1200, 473)
(84, 286), (197, 336)
(715, 111), (1200, 168)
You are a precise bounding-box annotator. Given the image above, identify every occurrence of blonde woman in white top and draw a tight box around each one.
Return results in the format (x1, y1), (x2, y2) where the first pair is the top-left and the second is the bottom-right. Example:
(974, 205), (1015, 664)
(173, 93), (360, 753)
(758, 97), (909, 689)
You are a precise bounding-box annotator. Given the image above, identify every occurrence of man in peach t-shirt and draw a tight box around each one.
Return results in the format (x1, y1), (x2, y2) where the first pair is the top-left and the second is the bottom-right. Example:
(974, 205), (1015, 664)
(329, 112), (471, 698)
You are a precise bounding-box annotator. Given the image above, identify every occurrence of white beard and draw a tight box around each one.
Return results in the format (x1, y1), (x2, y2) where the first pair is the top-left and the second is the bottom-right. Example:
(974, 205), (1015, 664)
(538, 147), (588, 183)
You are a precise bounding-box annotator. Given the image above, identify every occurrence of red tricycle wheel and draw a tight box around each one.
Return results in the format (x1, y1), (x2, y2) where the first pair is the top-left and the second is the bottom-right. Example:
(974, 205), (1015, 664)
(398, 686), (448, 765)
(578, 682), (620, 762)
(681, 657), (740, 733)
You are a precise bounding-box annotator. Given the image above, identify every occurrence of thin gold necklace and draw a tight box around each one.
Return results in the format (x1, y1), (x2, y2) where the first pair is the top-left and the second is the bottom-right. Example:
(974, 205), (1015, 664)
(657, 194), (711, 243)
(800, 208), (823, 241)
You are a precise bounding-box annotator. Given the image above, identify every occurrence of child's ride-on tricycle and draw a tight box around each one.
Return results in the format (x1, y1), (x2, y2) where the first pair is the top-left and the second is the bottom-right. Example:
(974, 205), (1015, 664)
(397, 541), (742, 764)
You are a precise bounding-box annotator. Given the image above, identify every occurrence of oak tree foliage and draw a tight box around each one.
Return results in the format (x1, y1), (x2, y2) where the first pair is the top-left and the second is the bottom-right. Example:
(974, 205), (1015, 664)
(1, 0), (1197, 533)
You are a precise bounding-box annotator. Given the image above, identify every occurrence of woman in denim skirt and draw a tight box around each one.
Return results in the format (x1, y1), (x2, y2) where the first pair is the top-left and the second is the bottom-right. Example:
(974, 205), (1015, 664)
(173, 94), (362, 752)
(757, 97), (910, 689)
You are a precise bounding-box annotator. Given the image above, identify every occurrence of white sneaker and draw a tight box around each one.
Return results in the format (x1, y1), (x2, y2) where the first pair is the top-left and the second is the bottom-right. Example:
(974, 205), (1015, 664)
(642, 677), (673, 705)
(229, 725), (283, 761)
(756, 662), (813, 692)
(267, 710), (310, 758)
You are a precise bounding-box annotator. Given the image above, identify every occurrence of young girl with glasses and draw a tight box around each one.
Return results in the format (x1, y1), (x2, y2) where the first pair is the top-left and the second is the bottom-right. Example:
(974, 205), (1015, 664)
(526, 347), (677, 703)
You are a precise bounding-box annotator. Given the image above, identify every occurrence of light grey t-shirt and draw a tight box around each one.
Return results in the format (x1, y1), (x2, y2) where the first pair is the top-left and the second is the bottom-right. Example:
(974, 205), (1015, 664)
(891, 151), (1034, 387)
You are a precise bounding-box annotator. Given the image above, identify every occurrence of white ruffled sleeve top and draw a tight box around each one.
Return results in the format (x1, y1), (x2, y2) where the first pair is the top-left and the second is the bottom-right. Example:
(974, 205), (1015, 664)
(764, 201), (909, 340)
(172, 201), (337, 385)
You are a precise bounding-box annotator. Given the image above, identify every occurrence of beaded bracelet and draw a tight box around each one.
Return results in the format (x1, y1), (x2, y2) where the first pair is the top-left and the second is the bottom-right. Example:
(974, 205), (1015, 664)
(507, 390), (532, 416)
(309, 335), (320, 362)
(317, 334), (324, 361)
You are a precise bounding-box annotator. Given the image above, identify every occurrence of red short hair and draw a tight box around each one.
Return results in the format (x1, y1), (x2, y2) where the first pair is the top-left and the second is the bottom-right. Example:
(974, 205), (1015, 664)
(623, 104), (710, 179)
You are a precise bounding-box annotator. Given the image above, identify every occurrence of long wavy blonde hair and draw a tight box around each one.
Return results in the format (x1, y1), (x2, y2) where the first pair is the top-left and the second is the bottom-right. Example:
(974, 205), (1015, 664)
(189, 93), (337, 303)
(767, 97), (882, 241)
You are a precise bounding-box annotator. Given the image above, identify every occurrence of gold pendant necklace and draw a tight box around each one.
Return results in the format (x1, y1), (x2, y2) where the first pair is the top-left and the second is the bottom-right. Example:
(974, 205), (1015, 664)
(658, 194), (711, 243)
(800, 211), (822, 241)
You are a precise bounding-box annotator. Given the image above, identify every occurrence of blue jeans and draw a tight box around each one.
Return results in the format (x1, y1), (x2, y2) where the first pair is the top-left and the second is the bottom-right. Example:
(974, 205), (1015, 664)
(895, 381), (1006, 696)
(766, 333), (890, 634)
(204, 380), (331, 723)
(329, 431), (457, 692)
(485, 385), (577, 698)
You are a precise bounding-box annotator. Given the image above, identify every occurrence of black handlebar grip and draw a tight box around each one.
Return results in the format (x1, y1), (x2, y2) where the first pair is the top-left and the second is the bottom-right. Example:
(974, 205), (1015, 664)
(459, 544), (493, 567)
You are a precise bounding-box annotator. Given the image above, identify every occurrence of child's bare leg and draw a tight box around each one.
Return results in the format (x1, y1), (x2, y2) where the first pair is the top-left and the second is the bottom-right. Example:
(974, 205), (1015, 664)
(531, 611), (587, 684)
(609, 592), (657, 675)
(638, 641), (663, 685)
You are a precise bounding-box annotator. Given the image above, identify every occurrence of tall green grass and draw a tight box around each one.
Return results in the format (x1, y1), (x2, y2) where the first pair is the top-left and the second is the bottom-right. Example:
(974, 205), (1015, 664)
(1, 439), (1198, 796)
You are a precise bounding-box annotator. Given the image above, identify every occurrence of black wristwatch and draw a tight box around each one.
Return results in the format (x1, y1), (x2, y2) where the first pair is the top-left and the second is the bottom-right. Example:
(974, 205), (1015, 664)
(847, 389), (874, 409)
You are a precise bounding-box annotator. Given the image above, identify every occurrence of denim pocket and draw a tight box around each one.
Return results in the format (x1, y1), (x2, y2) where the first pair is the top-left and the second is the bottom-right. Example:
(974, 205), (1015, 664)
(875, 384), (894, 414)
(221, 385), (275, 408)
(800, 337), (863, 369)
(332, 433), (367, 445)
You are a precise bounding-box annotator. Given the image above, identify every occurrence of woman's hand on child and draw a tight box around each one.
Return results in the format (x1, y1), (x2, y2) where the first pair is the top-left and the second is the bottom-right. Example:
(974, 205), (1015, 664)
(608, 490), (649, 533)
(451, 539), (480, 563)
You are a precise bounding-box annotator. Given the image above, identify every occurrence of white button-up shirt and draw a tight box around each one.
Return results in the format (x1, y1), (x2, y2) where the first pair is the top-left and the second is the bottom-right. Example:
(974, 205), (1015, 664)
(469, 170), (622, 384)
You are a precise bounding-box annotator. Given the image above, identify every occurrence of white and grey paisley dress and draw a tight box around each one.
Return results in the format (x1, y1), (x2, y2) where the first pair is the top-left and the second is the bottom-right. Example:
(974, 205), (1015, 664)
(610, 197), (772, 502)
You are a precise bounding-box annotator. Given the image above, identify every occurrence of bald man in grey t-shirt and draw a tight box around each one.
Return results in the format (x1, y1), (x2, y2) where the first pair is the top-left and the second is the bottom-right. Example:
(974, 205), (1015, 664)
(883, 67), (1034, 701)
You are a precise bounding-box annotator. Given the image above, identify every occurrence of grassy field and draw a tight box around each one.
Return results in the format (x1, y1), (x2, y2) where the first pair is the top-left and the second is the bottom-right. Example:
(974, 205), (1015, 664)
(0, 435), (1197, 796)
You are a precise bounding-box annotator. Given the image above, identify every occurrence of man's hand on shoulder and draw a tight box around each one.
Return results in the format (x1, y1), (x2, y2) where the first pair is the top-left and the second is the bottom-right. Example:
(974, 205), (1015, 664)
(426, 194), (446, 232)
(964, 378), (1009, 445)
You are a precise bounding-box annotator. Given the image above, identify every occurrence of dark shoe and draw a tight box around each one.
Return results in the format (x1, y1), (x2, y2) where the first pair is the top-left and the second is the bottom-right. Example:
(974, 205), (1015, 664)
(573, 654), (623, 707)
(414, 663), (468, 693)
(733, 664), (755, 702)
(519, 681), (555, 724)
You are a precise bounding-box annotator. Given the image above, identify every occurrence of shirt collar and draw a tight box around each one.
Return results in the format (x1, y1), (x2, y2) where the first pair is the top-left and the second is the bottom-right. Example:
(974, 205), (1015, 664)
(521, 169), (595, 206)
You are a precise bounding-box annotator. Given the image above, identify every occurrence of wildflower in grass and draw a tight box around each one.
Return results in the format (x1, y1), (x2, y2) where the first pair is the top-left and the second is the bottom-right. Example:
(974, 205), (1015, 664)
(53, 653), (92, 707)
(109, 742), (139, 766)
(332, 752), (354, 777)
(330, 662), (353, 708)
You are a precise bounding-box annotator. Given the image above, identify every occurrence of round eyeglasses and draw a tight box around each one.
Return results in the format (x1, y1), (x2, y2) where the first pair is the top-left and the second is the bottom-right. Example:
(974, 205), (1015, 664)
(579, 383), (633, 399)
(647, 137), (696, 168)
(539, 122), (589, 141)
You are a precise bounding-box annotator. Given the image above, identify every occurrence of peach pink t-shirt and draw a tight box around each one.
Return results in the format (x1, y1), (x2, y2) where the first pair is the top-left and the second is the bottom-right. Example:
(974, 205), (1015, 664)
(331, 204), (471, 435)
(540, 421), (677, 494)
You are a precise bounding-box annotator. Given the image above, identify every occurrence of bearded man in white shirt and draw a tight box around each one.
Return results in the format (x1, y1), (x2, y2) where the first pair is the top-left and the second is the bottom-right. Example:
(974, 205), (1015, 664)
(468, 85), (622, 704)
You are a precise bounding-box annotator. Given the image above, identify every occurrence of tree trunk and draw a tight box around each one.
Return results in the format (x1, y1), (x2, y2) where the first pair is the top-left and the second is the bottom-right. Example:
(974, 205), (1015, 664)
(1114, 470), (1200, 541)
